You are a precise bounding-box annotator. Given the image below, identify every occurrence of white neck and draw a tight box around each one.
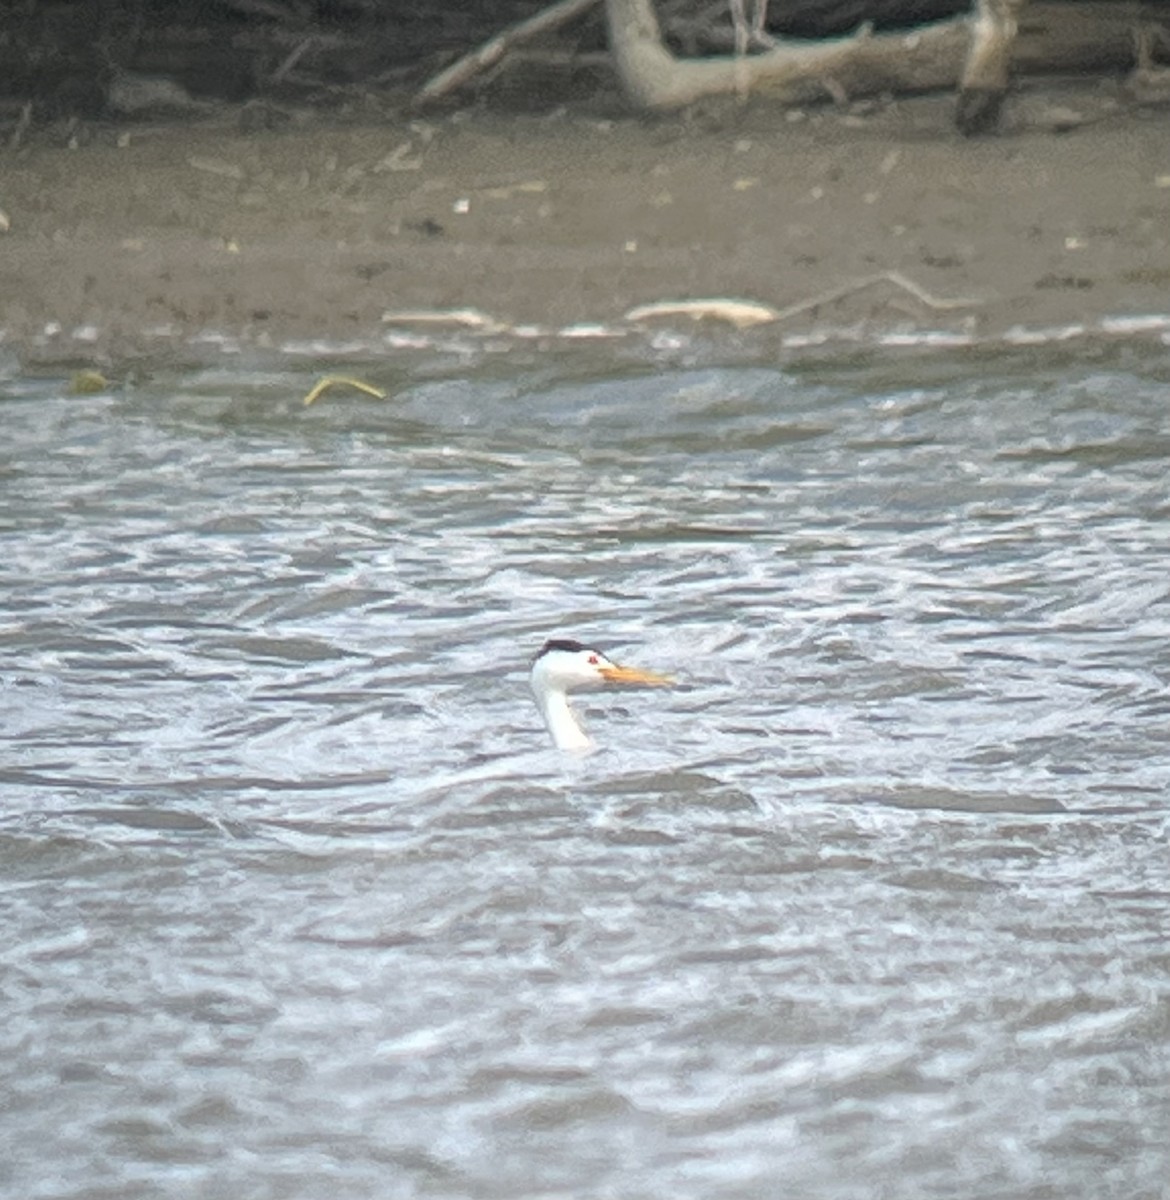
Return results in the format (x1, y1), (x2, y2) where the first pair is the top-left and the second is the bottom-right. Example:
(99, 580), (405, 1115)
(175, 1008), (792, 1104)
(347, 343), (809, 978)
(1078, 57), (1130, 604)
(536, 687), (594, 752)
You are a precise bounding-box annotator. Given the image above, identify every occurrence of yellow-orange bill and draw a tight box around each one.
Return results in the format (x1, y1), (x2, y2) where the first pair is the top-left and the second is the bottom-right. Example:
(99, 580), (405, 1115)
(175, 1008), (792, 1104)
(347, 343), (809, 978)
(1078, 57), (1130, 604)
(598, 664), (674, 687)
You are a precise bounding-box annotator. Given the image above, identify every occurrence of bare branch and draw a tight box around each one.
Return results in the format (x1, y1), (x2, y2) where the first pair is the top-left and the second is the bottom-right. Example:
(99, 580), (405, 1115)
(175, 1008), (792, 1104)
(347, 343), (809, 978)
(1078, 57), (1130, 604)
(415, 0), (601, 107)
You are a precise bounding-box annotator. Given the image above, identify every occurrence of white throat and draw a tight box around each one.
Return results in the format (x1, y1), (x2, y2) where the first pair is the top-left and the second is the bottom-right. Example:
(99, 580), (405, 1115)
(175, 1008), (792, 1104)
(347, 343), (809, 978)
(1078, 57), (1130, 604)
(535, 686), (594, 752)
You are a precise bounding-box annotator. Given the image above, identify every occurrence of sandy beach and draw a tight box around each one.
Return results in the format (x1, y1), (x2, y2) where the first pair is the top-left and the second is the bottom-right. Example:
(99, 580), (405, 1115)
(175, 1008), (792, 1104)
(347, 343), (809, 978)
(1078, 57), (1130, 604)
(3, 79), (1169, 365)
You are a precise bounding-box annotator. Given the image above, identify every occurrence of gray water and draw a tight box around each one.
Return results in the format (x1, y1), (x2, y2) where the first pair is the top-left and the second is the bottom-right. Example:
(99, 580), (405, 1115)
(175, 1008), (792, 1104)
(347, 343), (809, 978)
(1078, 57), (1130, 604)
(2, 345), (1169, 1200)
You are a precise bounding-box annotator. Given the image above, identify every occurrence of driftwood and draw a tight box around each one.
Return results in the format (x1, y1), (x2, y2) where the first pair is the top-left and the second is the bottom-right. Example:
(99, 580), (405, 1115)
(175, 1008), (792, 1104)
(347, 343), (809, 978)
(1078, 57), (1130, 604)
(608, 0), (964, 109)
(415, 0), (601, 106)
(623, 271), (982, 328)
(605, 0), (1153, 112)
(7, 100), (31, 149)
(413, 0), (1166, 117)
(4, 0), (1160, 121)
(412, 0), (970, 108)
(1129, 23), (1170, 104)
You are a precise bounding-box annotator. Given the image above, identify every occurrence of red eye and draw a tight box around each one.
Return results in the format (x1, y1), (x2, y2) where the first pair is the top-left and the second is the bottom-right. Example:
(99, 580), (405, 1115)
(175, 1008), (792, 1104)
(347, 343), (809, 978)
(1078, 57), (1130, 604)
(588, 655), (599, 664)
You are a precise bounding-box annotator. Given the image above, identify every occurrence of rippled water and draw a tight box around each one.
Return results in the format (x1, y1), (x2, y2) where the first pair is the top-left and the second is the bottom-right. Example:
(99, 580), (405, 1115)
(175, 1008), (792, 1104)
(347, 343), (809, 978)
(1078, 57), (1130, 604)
(3, 344), (1170, 1199)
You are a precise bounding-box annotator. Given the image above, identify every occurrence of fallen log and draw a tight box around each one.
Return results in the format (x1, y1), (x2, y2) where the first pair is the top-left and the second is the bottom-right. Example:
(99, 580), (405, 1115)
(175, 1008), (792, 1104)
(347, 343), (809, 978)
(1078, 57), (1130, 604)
(606, 0), (1156, 112)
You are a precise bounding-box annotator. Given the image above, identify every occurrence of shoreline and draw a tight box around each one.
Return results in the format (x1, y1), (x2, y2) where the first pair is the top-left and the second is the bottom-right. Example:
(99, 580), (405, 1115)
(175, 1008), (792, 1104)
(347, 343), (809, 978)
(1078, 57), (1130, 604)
(10, 306), (1170, 377)
(3, 83), (1170, 369)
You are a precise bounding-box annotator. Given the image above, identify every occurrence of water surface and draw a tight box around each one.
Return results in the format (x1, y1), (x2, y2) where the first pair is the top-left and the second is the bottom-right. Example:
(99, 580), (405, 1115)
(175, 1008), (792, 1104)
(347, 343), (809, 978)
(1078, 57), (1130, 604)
(2, 344), (1169, 1199)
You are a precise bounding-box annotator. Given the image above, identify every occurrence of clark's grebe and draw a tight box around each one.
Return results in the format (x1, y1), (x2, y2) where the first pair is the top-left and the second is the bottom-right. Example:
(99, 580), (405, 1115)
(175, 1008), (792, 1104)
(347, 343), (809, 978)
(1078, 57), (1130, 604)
(530, 639), (673, 751)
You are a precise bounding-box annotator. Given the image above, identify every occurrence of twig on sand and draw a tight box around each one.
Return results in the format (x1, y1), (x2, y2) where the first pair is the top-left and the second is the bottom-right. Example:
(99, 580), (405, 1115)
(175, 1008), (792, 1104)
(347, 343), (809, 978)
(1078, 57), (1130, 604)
(414, 0), (600, 107)
(624, 273), (981, 330)
(624, 298), (780, 328)
(303, 376), (387, 407)
(771, 271), (982, 323)
(381, 308), (508, 333)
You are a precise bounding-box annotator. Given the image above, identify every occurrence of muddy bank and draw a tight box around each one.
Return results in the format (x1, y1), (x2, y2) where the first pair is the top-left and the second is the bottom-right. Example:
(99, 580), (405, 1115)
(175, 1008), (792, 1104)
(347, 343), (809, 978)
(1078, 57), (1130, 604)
(2, 82), (1170, 367)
